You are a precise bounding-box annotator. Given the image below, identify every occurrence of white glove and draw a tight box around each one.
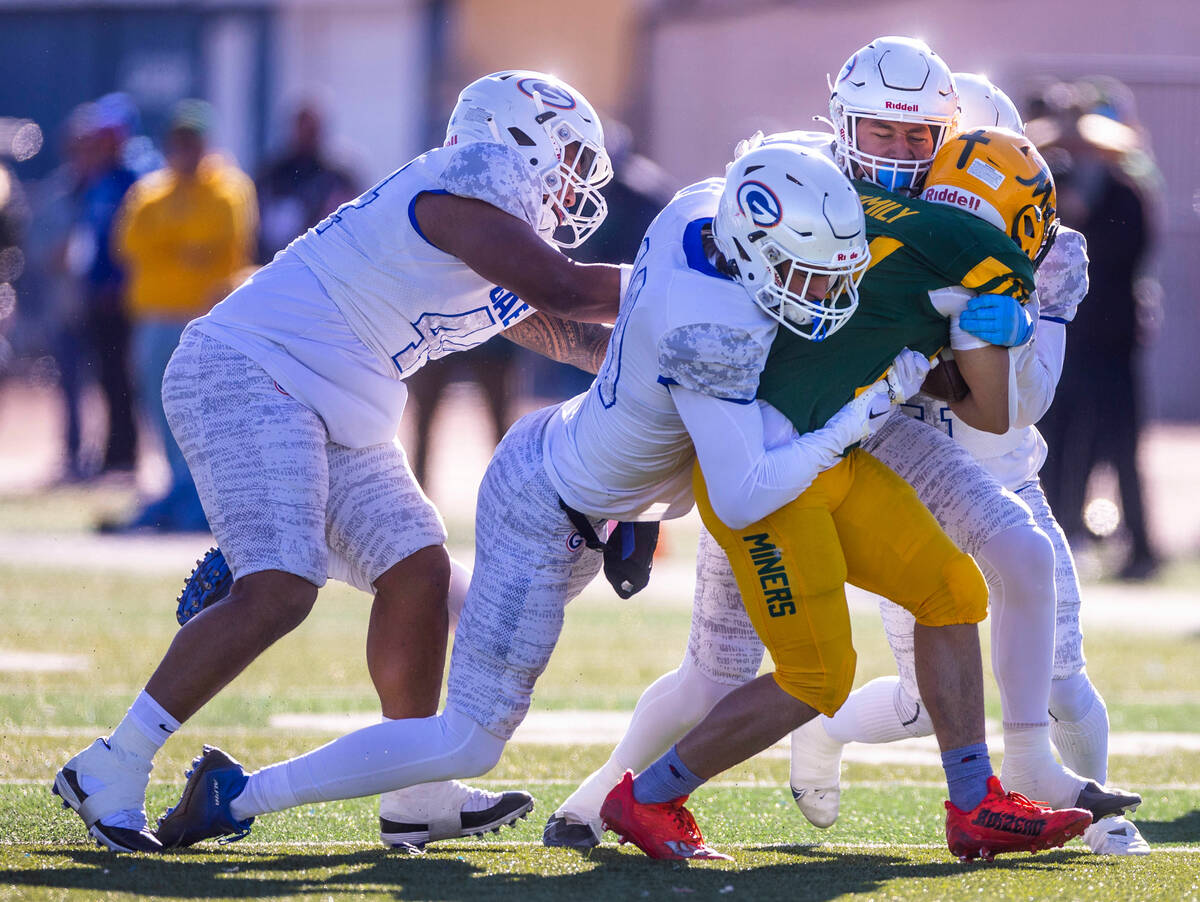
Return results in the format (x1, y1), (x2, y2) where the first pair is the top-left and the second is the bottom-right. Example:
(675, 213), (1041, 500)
(883, 348), (933, 403)
(825, 381), (894, 447)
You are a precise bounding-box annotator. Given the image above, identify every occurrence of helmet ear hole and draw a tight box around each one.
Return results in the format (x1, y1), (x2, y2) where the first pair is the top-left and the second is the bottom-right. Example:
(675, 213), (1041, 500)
(507, 127), (537, 147)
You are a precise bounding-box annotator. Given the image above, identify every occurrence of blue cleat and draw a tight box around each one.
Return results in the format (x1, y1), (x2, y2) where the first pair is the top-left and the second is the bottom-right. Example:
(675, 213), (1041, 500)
(177, 547), (232, 626)
(155, 745), (254, 848)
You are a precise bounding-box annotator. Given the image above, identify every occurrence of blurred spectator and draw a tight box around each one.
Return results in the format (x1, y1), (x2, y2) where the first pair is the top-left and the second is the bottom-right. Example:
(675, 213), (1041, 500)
(256, 101), (359, 262)
(79, 93), (144, 475)
(1031, 79), (1163, 579)
(21, 104), (93, 479)
(104, 99), (258, 532)
(0, 157), (27, 381)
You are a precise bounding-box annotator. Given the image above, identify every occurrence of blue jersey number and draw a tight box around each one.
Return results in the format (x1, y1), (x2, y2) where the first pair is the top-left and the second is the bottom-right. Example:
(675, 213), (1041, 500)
(596, 238), (650, 408)
(315, 162), (412, 234)
(391, 307), (497, 377)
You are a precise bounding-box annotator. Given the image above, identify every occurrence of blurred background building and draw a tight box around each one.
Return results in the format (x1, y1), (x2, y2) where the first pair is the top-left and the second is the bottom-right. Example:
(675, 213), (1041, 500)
(0, 0), (1196, 555)
(0, 0), (1196, 418)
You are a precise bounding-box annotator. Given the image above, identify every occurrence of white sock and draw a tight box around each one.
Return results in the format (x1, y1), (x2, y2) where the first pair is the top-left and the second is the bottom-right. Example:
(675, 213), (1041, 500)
(557, 659), (735, 824)
(109, 691), (180, 762)
(999, 723), (1085, 809)
(789, 716), (844, 786)
(1050, 672), (1110, 783)
(977, 525), (1056, 726)
(231, 707), (504, 821)
(823, 676), (930, 744)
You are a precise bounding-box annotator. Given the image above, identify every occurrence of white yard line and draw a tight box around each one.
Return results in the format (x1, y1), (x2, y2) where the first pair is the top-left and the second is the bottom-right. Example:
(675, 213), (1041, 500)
(11, 709), (1200, 767)
(2, 530), (1199, 634)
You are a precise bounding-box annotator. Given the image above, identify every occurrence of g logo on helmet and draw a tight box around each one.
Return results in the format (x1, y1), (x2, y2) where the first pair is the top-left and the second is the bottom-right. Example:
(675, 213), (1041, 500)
(737, 180), (783, 227)
(518, 78), (577, 110)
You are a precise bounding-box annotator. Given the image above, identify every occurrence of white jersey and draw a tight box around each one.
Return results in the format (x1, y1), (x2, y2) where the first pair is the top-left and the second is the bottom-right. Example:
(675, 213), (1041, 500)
(195, 141), (541, 447)
(543, 179), (777, 522)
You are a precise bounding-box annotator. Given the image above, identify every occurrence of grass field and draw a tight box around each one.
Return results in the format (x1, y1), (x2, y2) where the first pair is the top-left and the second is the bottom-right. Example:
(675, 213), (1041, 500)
(2, 485), (1200, 901)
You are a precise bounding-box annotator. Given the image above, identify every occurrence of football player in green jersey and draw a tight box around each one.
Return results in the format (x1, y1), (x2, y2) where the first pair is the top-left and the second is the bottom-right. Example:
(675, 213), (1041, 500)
(552, 38), (1138, 858)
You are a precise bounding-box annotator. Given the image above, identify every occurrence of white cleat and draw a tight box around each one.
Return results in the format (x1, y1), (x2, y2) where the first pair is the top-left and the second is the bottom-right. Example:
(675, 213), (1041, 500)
(378, 779), (533, 848)
(1083, 815), (1151, 855)
(52, 738), (161, 852)
(790, 786), (841, 829)
(789, 717), (845, 829)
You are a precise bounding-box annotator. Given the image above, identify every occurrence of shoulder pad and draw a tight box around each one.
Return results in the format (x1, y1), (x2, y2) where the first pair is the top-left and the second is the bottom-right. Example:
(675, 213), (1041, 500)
(1036, 226), (1089, 322)
(440, 142), (542, 229)
(657, 322), (765, 402)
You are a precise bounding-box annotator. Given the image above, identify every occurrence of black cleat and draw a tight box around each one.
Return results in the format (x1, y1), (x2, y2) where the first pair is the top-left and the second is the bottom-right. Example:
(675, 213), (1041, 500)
(1074, 781), (1142, 820)
(543, 813), (602, 849)
(379, 783), (533, 848)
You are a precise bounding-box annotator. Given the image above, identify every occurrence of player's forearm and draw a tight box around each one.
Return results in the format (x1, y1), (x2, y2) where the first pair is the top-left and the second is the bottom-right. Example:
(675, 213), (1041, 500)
(521, 260), (622, 324)
(677, 390), (841, 530)
(949, 344), (1011, 434)
(503, 312), (612, 374)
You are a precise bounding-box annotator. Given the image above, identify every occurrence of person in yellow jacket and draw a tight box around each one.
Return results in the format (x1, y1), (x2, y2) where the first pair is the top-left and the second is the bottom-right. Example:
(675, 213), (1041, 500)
(107, 99), (258, 532)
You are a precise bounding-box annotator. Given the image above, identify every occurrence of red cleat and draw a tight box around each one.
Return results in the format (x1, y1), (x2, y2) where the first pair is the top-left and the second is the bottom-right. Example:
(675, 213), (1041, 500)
(599, 770), (731, 861)
(945, 776), (1092, 861)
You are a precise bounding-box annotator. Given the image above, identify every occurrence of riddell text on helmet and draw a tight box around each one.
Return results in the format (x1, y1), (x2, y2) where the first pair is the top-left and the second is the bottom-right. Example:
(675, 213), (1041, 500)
(921, 186), (982, 212)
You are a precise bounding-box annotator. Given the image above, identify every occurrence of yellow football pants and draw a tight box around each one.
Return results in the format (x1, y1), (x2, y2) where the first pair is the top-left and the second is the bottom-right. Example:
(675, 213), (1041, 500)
(695, 448), (987, 716)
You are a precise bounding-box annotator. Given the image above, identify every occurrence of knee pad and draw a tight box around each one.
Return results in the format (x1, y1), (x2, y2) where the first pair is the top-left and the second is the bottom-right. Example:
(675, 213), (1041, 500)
(977, 524), (1054, 596)
(912, 551), (988, 627)
(1049, 670), (1102, 723)
(774, 643), (857, 717)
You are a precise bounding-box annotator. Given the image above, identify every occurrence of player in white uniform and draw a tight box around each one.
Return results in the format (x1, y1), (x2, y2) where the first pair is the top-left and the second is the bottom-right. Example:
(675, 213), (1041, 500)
(53, 70), (626, 854)
(144, 144), (933, 852)
(785, 71), (1149, 856)
(543, 39), (1137, 850)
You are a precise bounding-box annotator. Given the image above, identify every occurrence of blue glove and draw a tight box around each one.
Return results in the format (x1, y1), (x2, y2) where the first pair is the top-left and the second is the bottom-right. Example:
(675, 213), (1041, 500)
(958, 293), (1034, 347)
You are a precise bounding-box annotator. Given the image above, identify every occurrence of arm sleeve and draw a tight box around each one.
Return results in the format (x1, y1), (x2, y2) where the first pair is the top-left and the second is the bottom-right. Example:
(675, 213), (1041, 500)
(1011, 319), (1066, 428)
(673, 386), (850, 530)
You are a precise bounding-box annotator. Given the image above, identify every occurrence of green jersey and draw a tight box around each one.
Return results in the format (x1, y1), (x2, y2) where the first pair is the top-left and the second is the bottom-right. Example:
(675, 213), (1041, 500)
(757, 180), (1036, 434)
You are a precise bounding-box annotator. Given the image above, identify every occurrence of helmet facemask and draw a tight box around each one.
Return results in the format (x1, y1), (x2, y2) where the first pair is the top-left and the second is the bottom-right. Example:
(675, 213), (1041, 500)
(539, 118), (612, 248)
(749, 237), (869, 340)
(828, 36), (960, 195)
(834, 107), (951, 194)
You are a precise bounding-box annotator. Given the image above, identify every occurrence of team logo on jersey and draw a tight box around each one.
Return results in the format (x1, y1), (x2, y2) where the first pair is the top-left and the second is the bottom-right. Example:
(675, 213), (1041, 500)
(518, 78), (576, 110)
(566, 531), (585, 552)
(737, 180), (783, 227)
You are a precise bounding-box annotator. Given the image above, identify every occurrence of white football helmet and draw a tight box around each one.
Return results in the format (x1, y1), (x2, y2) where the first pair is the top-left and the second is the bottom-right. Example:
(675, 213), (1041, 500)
(954, 73), (1024, 132)
(712, 144), (870, 341)
(828, 36), (959, 194)
(445, 70), (612, 248)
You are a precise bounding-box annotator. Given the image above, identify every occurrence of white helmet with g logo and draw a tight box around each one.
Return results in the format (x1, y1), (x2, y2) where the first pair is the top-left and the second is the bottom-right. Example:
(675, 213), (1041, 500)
(446, 70), (612, 248)
(712, 144), (870, 341)
(829, 36), (959, 194)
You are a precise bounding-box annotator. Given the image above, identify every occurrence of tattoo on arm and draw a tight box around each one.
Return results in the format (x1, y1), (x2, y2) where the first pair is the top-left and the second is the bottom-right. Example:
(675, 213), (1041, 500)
(504, 312), (612, 374)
